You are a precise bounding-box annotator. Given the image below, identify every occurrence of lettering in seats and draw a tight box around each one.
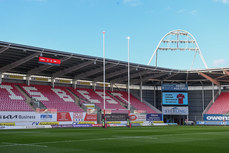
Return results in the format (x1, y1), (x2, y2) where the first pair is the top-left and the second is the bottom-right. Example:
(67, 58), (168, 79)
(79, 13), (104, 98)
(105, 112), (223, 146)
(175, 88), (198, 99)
(95, 91), (118, 104)
(23, 86), (49, 101)
(112, 93), (128, 103)
(51, 88), (74, 102)
(0, 85), (23, 100)
(77, 90), (100, 103)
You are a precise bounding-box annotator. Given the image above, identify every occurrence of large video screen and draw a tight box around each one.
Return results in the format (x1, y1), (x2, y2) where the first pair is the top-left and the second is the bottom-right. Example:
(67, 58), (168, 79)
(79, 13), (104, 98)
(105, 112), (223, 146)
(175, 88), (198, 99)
(162, 92), (188, 105)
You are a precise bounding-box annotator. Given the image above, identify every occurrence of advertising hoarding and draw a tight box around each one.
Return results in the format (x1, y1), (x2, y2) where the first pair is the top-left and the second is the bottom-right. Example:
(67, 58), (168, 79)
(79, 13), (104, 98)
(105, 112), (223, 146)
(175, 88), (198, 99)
(57, 112), (72, 121)
(129, 114), (146, 121)
(203, 114), (229, 121)
(72, 112), (97, 123)
(105, 114), (128, 121)
(162, 106), (189, 115)
(0, 112), (57, 122)
(162, 84), (188, 91)
(162, 92), (188, 105)
(146, 114), (162, 121)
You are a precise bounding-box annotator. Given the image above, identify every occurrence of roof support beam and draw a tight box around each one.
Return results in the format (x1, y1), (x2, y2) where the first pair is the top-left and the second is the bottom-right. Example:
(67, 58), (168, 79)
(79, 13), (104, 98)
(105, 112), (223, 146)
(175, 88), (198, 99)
(111, 70), (152, 83)
(0, 72), (2, 84)
(0, 52), (40, 73)
(162, 73), (179, 81)
(28, 56), (71, 75)
(94, 67), (135, 82)
(131, 73), (168, 85)
(0, 47), (9, 54)
(223, 70), (229, 76)
(74, 63), (118, 80)
(52, 61), (93, 78)
(199, 72), (220, 86)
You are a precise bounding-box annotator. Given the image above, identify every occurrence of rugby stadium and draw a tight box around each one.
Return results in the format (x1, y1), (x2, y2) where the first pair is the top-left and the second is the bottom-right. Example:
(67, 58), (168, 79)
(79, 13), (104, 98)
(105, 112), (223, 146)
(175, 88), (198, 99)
(1, 29), (229, 153)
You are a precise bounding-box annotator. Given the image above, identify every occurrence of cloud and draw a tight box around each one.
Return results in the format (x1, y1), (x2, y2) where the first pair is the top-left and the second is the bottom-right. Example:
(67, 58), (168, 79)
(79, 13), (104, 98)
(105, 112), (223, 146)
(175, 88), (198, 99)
(213, 0), (229, 4)
(177, 9), (198, 15)
(123, 0), (141, 6)
(177, 9), (185, 14)
(190, 10), (198, 15)
(213, 59), (227, 67)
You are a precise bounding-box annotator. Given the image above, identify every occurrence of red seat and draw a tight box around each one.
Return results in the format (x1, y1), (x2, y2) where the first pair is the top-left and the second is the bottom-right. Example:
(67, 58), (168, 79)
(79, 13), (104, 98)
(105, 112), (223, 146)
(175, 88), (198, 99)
(207, 92), (229, 114)
(110, 90), (157, 114)
(0, 83), (33, 111)
(19, 84), (84, 112)
(68, 88), (128, 113)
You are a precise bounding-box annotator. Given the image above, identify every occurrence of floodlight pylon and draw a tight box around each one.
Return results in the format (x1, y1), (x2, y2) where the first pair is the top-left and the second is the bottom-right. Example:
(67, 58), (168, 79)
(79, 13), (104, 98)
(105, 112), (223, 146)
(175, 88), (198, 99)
(147, 29), (208, 69)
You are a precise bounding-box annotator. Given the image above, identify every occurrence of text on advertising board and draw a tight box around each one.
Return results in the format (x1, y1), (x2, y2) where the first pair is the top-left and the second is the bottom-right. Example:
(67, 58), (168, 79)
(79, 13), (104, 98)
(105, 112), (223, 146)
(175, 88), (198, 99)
(162, 92), (188, 105)
(39, 57), (61, 66)
(162, 84), (188, 91)
(162, 106), (189, 115)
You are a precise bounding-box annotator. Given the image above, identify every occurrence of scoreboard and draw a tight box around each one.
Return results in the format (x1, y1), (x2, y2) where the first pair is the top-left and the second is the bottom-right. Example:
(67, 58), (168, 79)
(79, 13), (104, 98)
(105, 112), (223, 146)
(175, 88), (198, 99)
(38, 57), (61, 66)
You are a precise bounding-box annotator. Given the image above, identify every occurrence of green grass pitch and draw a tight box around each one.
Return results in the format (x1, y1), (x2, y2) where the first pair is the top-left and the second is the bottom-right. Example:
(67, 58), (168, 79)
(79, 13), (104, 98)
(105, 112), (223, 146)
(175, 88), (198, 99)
(1, 126), (229, 153)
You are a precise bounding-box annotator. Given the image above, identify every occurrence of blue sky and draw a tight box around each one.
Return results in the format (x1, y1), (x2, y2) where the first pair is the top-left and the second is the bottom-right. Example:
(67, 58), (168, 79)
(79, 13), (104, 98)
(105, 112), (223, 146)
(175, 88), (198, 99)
(0, 0), (229, 70)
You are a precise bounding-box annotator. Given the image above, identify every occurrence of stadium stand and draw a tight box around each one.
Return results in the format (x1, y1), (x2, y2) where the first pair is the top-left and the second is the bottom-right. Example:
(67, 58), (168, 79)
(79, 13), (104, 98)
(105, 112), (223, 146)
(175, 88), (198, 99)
(0, 81), (159, 113)
(0, 82), (33, 111)
(68, 88), (128, 113)
(110, 90), (158, 113)
(206, 92), (229, 114)
(19, 84), (84, 112)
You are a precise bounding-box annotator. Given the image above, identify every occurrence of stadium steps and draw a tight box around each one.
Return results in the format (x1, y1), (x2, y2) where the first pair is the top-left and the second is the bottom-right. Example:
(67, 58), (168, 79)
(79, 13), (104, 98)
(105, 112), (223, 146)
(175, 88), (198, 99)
(66, 88), (87, 111)
(131, 93), (162, 114)
(68, 88), (127, 113)
(15, 85), (36, 111)
(107, 91), (136, 113)
(67, 88), (101, 112)
(203, 91), (220, 115)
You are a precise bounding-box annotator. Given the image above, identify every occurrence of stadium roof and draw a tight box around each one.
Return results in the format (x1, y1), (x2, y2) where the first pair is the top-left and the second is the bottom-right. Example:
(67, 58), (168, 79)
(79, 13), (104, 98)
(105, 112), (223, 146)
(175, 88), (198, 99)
(0, 40), (229, 86)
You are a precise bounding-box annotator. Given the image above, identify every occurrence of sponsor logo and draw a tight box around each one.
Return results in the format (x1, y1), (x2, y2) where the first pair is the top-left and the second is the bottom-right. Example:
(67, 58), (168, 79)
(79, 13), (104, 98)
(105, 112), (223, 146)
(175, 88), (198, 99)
(162, 106), (188, 115)
(130, 115), (137, 121)
(78, 121), (95, 124)
(162, 84), (188, 91)
(146, 114), (162, 121)
(106, 121), (121, 124)
(204, 114), (229, 121)
(73, 112), (84, 122)
(51, 124), (73, 128)
(0, 122), (15, 126)
(39, 122), (59, 125)
(25, 125), (46, 129)
(57, 112), (72, 121)
(0, 115), (17, 119)
(92, 124), (103, 127)
(84, 114), (97, 121)
(131, 121), (144, 124)
(32, 122), (40, 125)
(72, 123), (92, 128)
(40, 114), (52, 119)
(165, 107), (186, 113)
(130, 114), (146, 121)
(131, 123), (141, 126)
(0, 115), (36, 120)
(153, 121), (164, 123)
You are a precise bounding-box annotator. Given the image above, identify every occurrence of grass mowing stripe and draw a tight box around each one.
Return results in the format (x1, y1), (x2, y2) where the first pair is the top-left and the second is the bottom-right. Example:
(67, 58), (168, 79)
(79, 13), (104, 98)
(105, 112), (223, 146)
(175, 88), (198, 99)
(1, 126), (229, 153)
(0, 142), (48, 148)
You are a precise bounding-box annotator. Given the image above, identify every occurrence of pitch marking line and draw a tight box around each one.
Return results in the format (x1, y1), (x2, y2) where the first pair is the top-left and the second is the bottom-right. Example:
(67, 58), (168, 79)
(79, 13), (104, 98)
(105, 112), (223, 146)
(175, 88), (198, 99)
(0, 142), (48, 148)
(25, 135), (158, 145)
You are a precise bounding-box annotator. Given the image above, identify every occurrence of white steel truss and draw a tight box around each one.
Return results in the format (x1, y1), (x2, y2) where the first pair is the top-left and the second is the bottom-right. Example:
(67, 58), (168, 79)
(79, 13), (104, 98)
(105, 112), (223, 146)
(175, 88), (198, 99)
(147, 29), (208, 69)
